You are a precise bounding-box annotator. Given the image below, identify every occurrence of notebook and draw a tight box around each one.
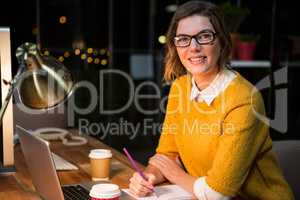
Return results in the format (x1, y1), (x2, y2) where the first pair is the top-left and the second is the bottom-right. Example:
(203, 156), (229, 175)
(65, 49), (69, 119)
(122, 184), (193, 200)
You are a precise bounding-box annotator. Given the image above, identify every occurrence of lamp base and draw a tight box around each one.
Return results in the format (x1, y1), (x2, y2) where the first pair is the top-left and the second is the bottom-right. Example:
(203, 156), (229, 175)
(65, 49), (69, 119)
(0, 166), (16, 174)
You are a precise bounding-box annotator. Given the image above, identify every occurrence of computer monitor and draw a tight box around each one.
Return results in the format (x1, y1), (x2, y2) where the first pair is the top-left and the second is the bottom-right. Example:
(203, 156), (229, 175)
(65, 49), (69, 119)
(0, 27), (15, 173)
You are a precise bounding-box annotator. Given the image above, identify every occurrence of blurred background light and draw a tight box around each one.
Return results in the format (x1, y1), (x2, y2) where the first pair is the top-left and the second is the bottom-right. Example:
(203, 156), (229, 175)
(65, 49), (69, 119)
(158, 35), (166, 44)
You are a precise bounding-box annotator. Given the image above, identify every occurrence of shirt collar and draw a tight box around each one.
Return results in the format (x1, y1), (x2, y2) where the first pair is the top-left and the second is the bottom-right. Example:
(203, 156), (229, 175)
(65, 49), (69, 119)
(190, 68), (237, 106)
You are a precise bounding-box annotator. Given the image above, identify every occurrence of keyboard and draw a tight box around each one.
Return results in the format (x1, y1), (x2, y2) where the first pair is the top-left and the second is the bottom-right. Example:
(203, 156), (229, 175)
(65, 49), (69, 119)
(62, 185), (90, 200)
(51, 152), (79, 170)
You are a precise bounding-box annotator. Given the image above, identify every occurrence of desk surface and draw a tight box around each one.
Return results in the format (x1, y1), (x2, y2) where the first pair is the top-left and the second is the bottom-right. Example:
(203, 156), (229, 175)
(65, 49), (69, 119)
(0, 129), (144, 199)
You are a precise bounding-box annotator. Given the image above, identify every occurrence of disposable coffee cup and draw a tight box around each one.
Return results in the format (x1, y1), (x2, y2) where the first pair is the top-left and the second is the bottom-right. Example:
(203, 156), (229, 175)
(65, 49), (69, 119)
(89, 183), (121, 200)
(89, 149), (112, 181)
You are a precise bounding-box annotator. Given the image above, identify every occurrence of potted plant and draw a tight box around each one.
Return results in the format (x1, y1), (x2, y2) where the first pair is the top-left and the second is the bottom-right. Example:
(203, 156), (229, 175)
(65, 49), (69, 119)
(236, 34), (260, 60)
(220, 2), (250, 33)
(220, 2), (250, 59)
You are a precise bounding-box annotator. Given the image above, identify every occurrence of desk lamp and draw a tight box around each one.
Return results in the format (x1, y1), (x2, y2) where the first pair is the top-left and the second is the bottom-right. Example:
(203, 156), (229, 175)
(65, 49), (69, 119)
(0, 42), (74, 173)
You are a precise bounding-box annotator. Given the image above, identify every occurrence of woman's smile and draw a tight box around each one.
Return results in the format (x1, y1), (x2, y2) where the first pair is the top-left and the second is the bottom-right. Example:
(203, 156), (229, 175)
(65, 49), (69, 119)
(188, 55), (207, 65)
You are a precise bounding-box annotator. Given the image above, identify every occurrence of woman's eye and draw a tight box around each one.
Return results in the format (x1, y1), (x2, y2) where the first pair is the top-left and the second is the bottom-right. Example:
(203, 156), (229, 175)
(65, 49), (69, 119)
(179, 37), (190, 43)
(197, 33), (212, 41)
(203, 33), (212, 38)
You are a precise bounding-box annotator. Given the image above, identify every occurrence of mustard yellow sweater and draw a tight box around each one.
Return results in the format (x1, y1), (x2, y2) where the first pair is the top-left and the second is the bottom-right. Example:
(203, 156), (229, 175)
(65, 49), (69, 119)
(156, 72), (294, 199)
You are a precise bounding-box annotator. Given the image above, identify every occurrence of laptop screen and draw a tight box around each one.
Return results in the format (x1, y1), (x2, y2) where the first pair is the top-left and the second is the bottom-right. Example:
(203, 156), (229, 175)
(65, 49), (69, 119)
(16, 125), (65, 200)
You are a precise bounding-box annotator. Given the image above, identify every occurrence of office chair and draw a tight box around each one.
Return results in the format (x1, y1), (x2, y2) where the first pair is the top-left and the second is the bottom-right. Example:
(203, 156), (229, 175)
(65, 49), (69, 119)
(273, 140), (300, 199)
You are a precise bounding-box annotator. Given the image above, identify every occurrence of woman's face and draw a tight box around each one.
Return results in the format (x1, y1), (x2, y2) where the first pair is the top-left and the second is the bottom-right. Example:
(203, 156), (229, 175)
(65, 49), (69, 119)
(176, 15), (221, 76)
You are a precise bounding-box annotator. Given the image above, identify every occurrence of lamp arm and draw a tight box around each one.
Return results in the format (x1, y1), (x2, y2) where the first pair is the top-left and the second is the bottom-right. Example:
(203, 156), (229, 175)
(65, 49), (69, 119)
(0, 62), (26, 126)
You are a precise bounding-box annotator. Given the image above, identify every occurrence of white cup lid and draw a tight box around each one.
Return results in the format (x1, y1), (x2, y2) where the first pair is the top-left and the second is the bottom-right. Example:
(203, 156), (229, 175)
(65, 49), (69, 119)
(89, 149), (112, 159)
(89, 183), (121, 198)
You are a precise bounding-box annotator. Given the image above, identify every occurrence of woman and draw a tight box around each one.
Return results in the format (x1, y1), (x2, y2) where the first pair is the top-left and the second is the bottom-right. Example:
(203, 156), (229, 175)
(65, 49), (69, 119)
(129, 1), (293, 199)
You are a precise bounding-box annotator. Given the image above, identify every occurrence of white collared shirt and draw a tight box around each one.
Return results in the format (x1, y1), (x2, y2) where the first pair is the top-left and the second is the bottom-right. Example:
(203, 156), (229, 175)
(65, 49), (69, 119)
(194, 177), (231, 200)
(190, 68), (237, 106)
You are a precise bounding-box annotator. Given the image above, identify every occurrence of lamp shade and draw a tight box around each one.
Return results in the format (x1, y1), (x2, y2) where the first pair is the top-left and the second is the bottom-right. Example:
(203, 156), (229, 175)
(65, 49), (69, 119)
(15, 43), (74, 109)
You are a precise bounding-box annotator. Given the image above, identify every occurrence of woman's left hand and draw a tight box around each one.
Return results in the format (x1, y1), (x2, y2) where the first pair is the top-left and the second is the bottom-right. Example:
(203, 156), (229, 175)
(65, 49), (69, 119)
(149, 154), (198, 197)
(148, 154), (186, 183)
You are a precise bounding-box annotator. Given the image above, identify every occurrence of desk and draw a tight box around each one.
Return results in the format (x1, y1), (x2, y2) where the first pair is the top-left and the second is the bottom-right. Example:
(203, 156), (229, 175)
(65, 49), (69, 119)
(0, 129), (144, 199)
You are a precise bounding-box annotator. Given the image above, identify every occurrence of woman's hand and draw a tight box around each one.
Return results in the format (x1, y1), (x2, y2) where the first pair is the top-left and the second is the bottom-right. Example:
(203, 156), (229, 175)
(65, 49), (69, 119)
(129, 172), (156, 197)
(149, 154), (186, 183)
(149, 154), (198, 196)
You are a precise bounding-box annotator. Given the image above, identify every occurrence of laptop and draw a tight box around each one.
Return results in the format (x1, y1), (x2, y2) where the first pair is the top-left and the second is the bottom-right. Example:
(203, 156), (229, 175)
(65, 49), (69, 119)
(16, 125), (135, 200)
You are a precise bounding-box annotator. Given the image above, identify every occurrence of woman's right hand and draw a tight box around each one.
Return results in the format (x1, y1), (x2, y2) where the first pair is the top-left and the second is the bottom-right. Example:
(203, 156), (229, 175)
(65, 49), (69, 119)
(129, 172), (156, 197)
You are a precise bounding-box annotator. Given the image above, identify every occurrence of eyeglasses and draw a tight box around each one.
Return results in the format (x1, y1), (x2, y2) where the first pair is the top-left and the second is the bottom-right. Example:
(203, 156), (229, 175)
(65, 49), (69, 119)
(174, 29), (217, 47)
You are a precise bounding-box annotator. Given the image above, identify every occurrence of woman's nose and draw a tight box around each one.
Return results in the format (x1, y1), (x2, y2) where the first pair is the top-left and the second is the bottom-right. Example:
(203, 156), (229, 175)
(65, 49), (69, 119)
(189, 38), (202, 49)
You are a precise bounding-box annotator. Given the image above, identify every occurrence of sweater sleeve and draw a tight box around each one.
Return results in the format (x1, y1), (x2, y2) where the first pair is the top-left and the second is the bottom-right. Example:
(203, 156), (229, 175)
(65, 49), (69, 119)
(205, 90), (269, 196)
(156, 82), (181, 158)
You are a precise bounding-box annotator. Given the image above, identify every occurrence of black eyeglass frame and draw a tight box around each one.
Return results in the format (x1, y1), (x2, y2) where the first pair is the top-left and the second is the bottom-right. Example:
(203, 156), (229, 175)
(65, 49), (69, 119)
(173, 29), (217, 47)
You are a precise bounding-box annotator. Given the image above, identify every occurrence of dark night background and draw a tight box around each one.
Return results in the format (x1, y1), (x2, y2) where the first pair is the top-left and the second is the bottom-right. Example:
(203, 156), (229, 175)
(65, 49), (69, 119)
(1, 0), (299, 164)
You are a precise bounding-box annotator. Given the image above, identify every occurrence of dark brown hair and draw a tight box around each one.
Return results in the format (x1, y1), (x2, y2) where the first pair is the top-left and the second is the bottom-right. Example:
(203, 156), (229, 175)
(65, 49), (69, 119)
(163, 0), (232, 81)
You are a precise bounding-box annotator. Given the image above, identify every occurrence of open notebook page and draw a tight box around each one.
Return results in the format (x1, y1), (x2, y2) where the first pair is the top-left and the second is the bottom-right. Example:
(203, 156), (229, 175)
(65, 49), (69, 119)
(122, 184), (193, 200)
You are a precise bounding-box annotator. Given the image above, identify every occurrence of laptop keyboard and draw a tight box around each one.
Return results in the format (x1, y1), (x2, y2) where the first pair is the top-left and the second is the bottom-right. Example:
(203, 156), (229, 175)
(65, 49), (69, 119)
(62, 185), (90, 200)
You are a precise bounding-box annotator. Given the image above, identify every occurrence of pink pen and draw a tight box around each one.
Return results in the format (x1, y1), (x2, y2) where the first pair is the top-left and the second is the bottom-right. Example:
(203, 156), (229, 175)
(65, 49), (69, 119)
(123, 147), (158, 198)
